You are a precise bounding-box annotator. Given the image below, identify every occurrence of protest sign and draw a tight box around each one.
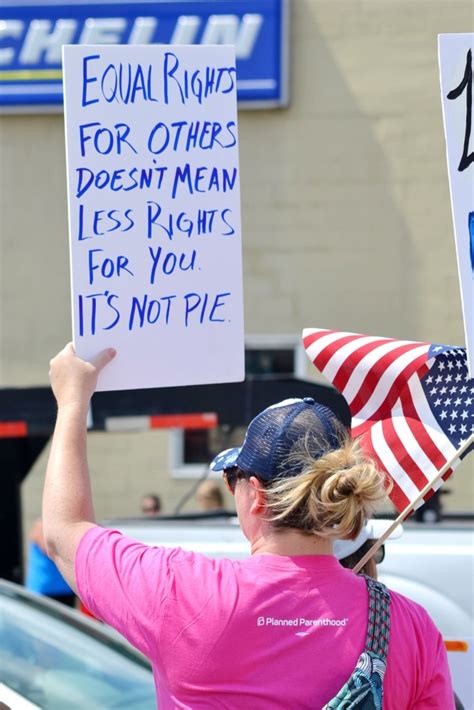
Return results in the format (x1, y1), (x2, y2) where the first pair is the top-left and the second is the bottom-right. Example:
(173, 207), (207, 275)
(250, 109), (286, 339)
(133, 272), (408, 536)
(63, 44), (244, 391)
(438, 34), (474, 377)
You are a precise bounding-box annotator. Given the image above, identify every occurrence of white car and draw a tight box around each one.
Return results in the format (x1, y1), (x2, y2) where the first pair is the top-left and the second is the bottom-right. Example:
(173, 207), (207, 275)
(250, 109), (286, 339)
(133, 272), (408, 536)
(0, 579), (155, 709)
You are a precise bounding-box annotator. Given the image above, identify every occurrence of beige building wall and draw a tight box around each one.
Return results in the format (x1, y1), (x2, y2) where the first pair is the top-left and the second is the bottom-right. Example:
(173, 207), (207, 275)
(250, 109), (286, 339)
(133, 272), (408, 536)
(0, 0), (472, 542)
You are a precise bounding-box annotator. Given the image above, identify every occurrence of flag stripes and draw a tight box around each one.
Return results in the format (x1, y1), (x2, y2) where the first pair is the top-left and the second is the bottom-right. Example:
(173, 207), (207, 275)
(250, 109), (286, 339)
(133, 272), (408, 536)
(303, 327), (472, 512)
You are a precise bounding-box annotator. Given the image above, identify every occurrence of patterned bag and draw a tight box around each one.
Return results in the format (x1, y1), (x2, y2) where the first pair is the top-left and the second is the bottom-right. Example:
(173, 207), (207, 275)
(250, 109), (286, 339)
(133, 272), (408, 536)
(322, 577), (391, 710)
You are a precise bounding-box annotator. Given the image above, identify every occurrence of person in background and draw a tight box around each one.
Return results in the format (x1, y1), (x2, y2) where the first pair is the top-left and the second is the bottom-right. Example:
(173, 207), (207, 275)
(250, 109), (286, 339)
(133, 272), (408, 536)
(141, 493), (162, 517)
(195, 480), (226, 512)
(334, 518), (401, 578)
(26, 518), (75, 607)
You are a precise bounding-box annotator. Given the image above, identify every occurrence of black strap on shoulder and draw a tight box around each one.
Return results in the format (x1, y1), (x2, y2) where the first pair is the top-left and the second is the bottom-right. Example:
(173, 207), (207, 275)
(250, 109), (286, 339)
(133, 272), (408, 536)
(363, 575), (391, 660)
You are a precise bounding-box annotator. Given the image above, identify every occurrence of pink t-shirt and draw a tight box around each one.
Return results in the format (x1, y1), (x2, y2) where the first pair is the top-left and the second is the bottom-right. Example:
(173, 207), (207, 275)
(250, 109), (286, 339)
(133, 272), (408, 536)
(76, 526), (454, 709)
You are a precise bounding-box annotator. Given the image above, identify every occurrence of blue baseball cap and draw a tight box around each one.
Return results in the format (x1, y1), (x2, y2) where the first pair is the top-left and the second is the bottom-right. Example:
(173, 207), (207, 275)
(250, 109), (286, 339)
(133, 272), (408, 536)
(210, 397), (346, 481)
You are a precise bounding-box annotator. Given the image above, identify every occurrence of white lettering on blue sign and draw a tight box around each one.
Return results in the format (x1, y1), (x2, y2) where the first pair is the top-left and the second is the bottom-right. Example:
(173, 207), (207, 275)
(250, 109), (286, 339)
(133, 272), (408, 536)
(0, 15), (263, 66)
(0, 0), (288, 108)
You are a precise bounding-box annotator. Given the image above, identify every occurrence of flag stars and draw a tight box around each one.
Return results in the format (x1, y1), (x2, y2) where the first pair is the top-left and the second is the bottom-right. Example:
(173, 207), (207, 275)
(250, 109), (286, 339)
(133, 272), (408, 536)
(309, 338), (470, 494)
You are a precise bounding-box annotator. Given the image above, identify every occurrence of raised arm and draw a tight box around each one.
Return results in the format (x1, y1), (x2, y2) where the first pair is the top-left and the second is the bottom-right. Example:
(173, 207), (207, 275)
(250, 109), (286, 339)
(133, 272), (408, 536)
(42, 342), (116, 592)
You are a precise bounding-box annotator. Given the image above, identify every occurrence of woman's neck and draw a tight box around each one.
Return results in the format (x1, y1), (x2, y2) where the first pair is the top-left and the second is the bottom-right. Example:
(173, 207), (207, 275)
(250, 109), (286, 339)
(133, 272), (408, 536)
(250, 526), (334, 557)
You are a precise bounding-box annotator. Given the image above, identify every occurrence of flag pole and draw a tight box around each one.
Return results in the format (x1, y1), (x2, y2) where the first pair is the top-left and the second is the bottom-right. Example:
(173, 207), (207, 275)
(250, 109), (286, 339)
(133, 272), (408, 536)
(352, 434), (474, 574)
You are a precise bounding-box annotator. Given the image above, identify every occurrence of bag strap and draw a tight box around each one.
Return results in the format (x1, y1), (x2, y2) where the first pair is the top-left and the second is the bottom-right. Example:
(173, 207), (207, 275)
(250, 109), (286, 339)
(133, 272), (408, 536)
(363, 575), (391, 661)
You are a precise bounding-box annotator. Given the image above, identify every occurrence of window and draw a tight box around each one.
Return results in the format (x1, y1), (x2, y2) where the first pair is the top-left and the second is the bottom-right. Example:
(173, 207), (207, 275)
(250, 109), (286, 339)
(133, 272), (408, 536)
(171, 336), (306, 478)
(0, 586), (155, 708)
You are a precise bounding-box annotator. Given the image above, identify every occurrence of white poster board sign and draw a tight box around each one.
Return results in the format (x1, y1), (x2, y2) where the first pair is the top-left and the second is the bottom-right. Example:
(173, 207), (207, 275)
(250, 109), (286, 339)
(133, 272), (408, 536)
(439, 34), (474, 377)
(63, 44), (244, 391)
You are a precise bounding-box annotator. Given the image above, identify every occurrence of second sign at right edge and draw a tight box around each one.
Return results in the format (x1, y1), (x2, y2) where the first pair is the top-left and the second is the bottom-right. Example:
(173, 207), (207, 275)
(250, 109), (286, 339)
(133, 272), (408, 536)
(439, 33), (474, 378)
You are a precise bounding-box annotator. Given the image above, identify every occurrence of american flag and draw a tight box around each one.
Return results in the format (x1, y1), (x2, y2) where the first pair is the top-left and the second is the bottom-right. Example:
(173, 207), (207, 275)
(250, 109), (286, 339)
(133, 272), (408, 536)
(303, 328), (474, 512)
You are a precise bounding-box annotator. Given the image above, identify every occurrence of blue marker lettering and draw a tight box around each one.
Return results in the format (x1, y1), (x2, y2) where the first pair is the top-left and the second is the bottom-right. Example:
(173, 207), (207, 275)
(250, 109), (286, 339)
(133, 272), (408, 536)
(78, 294), (84, 336)
(161, 295), (176, 324)
(163, 52), (183, 104)
(88, 248), (134, 284)
(148, 122), (170, 155)
(209, 292), (231, 322)
(185, 122), (199, 151)
(147, 298), (161, 324)
(221, 209), (235, 236)
(129, 295), (147, 330)
(184, 292), (202, 327)
(115, 123), (137, 154)
(172, 163), (192, 198)
(77, 204), (91, 241)
(103, 291), (120, 330)
(194, 166), (207, 193)
(101, 63), (119, 103)
(171, 121), (186, 150)
(190, 69), (203, 103)
(82, 54), (100, 107)
(131, 64), (146, 103)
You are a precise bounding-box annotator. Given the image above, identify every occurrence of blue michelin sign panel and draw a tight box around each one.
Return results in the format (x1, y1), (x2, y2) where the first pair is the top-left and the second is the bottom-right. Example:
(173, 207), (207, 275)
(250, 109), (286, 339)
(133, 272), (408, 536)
(0, 0), (289, 110)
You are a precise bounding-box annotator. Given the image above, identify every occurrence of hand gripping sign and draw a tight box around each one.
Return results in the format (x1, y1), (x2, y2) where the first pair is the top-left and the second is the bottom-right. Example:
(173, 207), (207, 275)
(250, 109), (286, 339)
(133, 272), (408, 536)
(63, 44), (244, 391)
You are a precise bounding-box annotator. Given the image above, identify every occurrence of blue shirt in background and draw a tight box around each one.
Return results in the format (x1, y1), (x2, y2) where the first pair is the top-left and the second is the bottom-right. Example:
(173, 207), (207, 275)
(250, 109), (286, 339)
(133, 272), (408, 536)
(26, 542), (73, 596)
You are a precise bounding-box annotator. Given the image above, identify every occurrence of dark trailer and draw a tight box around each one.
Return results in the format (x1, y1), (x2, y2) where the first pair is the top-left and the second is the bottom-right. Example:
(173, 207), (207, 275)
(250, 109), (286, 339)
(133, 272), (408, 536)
(0, 375), (350, 582)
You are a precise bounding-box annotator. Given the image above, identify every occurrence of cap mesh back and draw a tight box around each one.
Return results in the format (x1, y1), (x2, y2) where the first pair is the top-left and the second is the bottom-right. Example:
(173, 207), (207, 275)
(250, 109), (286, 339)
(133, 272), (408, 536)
(236, 400), (345, 480)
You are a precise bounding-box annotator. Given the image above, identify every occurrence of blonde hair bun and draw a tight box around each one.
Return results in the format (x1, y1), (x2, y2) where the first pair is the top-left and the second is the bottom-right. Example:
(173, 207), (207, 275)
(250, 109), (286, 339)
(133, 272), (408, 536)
(265, 436), (389, 540)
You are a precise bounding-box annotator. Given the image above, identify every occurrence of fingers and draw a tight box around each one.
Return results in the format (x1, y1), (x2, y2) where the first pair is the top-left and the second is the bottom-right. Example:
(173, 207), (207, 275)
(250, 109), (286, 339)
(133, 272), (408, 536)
(50, 344), (116, 375)
(50, 342), (75, 367)
(48, 343), (116, 408)
(91, 347), (117, 372)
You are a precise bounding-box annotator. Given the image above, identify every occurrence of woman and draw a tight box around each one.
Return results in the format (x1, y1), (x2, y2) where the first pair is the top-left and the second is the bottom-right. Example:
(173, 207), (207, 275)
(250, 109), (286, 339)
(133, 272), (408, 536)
(43, 344), (454, 709)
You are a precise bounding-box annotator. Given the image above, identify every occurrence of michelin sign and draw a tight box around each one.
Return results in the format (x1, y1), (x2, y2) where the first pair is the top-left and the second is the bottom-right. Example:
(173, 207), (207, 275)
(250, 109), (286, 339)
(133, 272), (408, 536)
(0, 0), (289, 109)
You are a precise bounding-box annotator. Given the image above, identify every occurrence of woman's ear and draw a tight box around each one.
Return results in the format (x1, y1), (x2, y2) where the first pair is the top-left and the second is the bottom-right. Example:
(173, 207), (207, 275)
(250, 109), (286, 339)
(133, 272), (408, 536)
(248, 476), (267, 515)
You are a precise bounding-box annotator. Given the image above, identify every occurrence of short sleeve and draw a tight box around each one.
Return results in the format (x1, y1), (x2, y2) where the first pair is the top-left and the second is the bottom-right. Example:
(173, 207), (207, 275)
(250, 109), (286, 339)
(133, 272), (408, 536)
(413, 615), (455, 709)
(75, 525), (181, 657)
